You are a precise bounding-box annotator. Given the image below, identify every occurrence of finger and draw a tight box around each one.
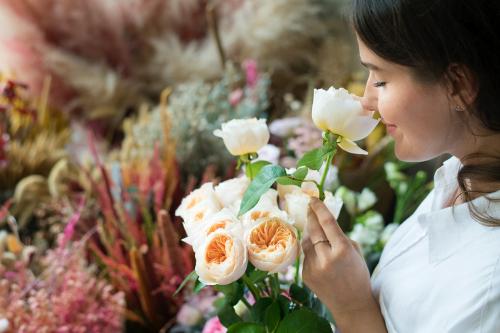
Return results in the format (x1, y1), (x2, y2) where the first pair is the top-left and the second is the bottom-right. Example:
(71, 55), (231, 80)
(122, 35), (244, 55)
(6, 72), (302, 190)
(301, 235), (313, 255)
(306, 204), (331, 256)
(309, 197), (346, 244)
(306, 203), (328, 244)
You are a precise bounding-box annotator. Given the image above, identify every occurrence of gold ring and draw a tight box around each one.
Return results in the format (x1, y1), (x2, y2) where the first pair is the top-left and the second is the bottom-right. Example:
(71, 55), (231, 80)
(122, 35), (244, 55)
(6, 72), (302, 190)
(313, 240), (330, 246)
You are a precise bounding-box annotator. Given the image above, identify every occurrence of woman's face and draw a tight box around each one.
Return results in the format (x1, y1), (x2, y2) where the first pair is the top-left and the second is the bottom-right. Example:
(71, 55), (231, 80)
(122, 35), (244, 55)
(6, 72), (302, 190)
(357, 36), (467, 162)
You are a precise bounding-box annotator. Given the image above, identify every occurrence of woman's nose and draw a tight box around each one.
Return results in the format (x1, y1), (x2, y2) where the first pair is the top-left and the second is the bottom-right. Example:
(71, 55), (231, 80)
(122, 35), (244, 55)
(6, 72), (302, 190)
(361, 77), (378, 112)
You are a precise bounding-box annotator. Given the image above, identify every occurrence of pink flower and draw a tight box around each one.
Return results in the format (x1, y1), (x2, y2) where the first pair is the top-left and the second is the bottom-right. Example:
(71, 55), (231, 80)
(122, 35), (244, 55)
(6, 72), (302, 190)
(176, 304), (203, 326)
(229, 89), (244, 106)
(243, 59), (259, 89)
(202, 316), (227, 333)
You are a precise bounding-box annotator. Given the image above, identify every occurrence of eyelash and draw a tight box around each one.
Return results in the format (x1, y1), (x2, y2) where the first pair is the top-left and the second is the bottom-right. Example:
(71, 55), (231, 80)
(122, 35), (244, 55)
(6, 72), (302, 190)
(373, 81), (386, 87)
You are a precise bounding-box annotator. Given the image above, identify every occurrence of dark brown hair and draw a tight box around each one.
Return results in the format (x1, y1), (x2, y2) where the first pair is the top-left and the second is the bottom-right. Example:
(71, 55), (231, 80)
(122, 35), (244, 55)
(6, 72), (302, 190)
(351, 0), (500, 225)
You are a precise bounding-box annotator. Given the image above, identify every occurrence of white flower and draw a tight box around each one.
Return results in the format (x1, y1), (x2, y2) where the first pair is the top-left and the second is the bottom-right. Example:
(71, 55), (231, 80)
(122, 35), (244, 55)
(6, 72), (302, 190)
(195, 230), (248, 285)
(349, 212), (384, 254)
(242, 189), (288, 228)
(312, 87), (379, 155)
(214, 176), (250, 209)
(357, 188), (377, 212)
(0, 318), (9, 333)
(213, 118), (270, 156)
(175, 183), (222, 236)
(277, 168), (321, 200)
(284, 190), (343, 232)
(269, 117), (302, 137)
(380, 223), (399, 245)
(183, 209), (243, 250)
(255, 144), (281, 165)
(335, 186), (357, 216)
(246, 217), (299, 273)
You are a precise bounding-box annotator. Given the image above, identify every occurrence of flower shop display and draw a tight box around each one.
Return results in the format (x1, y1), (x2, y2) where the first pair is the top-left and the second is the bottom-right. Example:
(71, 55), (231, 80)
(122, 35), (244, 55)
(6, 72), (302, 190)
(0, 228), (125, 333)
(174, 85), (382, 332)
(0, 0), (355, 127)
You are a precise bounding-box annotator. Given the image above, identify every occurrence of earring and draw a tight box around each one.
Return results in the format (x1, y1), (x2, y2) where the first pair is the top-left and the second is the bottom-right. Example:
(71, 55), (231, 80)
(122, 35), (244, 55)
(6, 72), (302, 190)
(454, 105), (464, 112)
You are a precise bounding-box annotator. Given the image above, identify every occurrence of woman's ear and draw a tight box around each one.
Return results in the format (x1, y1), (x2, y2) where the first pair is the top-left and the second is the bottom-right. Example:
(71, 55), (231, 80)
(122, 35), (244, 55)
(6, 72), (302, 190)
(446, 63), (478, 109)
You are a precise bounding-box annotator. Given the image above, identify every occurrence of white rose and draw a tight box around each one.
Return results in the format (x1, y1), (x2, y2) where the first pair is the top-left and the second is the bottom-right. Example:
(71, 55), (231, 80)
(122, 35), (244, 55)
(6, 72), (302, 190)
(195, 230), (248, 285)
(246, 217), (299, 273)
(183, 208), (243, 250)
(175, 183), (222, 236)
(214, 176), (250, 209)
(284, 190), (343, 232)
(312, 87), (379, 155)
(277, 168), (321, 200)
(242, 189), (288, 228)
(213, 118), (270, 156)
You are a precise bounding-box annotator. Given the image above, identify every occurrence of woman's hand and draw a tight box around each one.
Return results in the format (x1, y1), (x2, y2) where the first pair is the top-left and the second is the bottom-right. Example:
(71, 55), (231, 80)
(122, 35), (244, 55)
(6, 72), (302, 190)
(302, 197), (387, 332)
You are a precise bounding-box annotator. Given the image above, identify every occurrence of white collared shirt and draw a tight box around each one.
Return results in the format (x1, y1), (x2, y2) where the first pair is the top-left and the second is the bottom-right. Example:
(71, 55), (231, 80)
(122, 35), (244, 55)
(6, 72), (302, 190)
(371, 156), (500, 333)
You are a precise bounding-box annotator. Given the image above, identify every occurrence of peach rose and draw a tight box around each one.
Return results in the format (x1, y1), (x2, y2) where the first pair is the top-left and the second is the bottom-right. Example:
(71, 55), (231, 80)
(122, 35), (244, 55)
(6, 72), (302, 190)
(246, 217), (299, 273)
(183, 208), (244, 249)
(195, 230), (248, 285)
(214, 176), (250, 210)
(175, 183), (222, 236)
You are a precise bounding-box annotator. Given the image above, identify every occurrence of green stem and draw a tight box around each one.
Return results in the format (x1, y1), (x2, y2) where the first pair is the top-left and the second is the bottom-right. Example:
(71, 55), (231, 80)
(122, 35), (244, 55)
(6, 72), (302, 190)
(271, 273), (281, 300)
(294, 230), (301, 285)
(318, 150), (334, 201)
(242, 274), (260, 300)
(245, 154), (254, 180)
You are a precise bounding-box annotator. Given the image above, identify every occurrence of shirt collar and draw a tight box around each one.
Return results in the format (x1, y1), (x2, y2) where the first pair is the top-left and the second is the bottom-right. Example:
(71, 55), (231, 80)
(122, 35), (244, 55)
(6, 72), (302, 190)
(417, 156), (500, 263)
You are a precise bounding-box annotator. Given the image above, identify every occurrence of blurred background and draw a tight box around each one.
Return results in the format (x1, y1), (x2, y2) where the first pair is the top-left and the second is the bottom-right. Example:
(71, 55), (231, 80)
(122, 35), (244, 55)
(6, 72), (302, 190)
(0, 1), (442, 332)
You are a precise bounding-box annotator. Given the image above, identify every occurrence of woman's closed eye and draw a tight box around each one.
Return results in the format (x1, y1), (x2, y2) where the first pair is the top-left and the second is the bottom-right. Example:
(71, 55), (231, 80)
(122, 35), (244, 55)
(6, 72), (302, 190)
(373, 81), (386, 88)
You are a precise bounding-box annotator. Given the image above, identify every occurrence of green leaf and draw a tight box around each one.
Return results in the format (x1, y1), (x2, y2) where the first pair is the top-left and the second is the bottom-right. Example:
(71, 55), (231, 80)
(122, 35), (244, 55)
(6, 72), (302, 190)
(297, 147), (330, 171)
(248, 269), (268, 284)
(289, 283), (310, 306)
(265, 301), (282, 332)
(194, 278), (206, 294)
(246, 160), (271, 179)
(227, 322), (266, 333)
(276, 176), (302, 187)
(218, 304), (243, 328)
(173, 270), (197, 296)
(292, 167), (308, 181)
(276, 308), (333, 333)
(277, 295), (293, 315)
(238, 165), (287, 216)
(250, 298), (273, 324)
(215, 282), (245, 306)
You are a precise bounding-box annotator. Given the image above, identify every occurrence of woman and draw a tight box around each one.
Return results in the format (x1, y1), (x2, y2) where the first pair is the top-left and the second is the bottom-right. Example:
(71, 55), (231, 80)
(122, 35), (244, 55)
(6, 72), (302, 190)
(302, 1), (500, 332)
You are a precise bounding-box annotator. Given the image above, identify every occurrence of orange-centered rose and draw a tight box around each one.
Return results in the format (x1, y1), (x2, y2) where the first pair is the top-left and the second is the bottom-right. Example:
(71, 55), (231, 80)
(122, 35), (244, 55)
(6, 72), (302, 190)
(195, 230), (247, 285)
(246, 217), (299, 273)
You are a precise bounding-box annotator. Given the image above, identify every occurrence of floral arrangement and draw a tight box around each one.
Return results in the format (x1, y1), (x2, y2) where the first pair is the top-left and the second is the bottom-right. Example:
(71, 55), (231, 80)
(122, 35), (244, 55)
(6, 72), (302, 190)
(167, 60), (270, 177)
(0, 0), (353, 126)
(0, 229), (125, 333)
(175, 86), (380, 332)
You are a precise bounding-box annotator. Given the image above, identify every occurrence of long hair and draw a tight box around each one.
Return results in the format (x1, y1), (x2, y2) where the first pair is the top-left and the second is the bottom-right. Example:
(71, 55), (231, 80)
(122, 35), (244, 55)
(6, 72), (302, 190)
(351, 0), (500, 226)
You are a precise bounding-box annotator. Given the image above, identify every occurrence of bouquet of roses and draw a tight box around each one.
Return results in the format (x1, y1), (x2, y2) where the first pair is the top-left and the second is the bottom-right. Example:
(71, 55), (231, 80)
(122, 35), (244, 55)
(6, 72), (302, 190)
(175, 87), (379, 333)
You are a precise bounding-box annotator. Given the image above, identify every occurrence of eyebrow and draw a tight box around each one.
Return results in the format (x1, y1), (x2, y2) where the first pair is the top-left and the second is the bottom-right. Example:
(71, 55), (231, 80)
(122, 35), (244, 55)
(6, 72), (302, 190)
(360, 61), (382, 71)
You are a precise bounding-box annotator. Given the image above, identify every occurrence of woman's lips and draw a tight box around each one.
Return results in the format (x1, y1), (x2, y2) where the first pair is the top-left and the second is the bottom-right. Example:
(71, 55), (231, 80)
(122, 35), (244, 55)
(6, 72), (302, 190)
(385, 124), (397, 134)
(381, 119), (397, 134)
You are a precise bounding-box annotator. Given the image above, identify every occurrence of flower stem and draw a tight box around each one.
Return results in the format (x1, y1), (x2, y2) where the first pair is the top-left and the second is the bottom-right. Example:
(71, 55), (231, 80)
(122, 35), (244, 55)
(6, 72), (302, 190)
(318, 151), (334, 200)
(271, 273), (280, 299)
(242, 274), (260, 300)
(294, 230), (301, 285)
